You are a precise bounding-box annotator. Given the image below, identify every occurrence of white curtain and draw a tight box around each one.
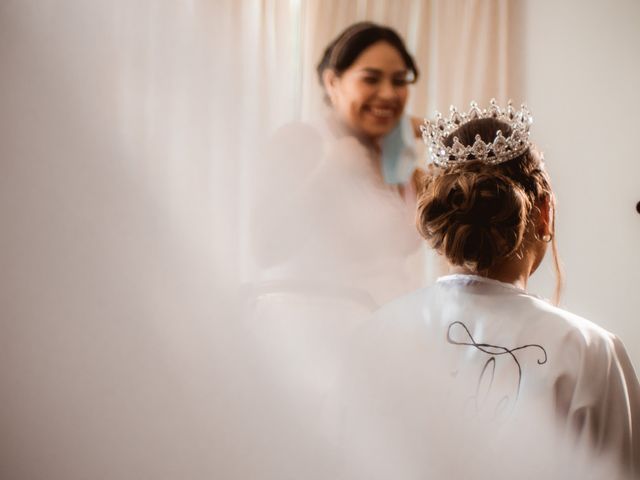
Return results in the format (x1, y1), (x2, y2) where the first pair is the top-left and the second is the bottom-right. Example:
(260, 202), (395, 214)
(244, 0), (522, 123)
(230, 0), (520, 122)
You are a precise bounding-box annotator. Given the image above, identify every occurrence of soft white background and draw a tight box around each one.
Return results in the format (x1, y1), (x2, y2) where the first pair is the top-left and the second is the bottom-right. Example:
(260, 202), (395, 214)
(523, 0), (640, 366)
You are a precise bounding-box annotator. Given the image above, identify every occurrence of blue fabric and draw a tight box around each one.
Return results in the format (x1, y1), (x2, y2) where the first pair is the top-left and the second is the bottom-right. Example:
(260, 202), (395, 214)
(380, 115), (417, 185)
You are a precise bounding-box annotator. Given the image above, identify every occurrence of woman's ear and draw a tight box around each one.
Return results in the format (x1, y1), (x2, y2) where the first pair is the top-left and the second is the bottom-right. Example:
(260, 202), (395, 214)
(322, 69), (338, 104)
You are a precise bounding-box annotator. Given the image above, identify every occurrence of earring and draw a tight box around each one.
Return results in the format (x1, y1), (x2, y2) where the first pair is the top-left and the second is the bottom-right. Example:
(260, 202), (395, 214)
(535, 232), (552, 243)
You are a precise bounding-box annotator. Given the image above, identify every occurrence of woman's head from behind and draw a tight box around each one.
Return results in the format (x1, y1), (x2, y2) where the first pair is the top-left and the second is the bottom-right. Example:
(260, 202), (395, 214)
(416, 116), (561, 300)
(317, 22), (418, 141)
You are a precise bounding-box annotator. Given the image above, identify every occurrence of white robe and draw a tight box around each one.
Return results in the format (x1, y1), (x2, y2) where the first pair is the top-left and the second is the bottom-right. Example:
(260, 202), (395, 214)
(342, 274), (640, 478)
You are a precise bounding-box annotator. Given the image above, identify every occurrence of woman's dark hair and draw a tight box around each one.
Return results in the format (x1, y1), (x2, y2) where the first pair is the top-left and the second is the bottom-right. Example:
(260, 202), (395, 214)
(416, 117), (563, 303)
(316, 22), (419, 84)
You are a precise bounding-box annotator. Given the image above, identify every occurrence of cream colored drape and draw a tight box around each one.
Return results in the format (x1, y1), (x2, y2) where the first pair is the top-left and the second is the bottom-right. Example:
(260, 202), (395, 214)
(296, 0), (524, 121)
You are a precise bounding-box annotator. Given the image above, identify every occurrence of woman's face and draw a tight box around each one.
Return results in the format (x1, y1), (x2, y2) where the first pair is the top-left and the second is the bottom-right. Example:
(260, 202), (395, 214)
(323, 41), (410, 141)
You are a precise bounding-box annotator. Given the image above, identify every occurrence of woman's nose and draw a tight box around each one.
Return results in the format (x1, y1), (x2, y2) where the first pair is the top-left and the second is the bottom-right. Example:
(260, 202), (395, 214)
(377, 79), (398, 100)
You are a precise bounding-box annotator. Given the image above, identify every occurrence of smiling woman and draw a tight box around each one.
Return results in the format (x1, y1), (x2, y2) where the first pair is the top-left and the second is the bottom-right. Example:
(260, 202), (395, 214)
(322, 42), (409, 139)
(317, 22), (419, 142)
(250, 21), (427, 304)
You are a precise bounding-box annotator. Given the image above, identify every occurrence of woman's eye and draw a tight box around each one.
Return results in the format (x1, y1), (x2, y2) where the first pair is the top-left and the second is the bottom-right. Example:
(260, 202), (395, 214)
(392, 78), (409, 87)
(362, 76), (379, 85)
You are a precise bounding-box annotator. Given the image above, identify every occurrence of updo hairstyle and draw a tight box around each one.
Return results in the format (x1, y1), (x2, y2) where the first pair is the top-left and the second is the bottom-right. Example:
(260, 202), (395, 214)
(416, 118), (556, 274)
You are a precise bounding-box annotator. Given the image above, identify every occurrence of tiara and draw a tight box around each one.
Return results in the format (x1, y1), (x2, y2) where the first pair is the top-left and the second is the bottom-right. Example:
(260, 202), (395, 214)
(420, 99), (533, 168)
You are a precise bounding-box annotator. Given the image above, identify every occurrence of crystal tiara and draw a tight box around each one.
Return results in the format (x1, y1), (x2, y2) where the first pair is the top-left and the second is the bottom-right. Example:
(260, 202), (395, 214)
(420, 99), (533, 168)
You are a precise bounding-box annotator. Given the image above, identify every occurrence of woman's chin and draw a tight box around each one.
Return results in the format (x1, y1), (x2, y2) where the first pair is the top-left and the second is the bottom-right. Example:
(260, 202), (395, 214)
(360, 122), (397, 141)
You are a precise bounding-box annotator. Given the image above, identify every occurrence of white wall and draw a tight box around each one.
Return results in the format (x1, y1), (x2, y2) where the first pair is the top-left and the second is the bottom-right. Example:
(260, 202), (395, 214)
(522, 0), (640, 367)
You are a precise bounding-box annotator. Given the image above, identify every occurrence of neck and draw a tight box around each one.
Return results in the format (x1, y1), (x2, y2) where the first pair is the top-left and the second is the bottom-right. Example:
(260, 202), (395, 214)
(353, 129), (381, 154)
(449, 255), (535, 291)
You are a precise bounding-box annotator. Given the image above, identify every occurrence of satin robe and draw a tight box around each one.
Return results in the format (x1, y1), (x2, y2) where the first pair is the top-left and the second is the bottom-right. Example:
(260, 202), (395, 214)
(343, 274), (640, 478)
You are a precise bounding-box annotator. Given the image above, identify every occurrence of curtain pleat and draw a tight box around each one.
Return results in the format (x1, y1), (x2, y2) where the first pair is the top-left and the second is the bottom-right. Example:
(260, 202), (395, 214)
(295, 0), (519, 120)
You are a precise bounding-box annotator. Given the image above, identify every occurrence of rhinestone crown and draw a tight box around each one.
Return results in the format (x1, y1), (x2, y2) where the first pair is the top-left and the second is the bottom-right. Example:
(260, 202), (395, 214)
(421, 99), (533, 168)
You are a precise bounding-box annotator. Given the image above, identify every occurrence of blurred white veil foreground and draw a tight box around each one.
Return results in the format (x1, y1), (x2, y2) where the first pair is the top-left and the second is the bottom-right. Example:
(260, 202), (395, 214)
(0, 2), (632, 479)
